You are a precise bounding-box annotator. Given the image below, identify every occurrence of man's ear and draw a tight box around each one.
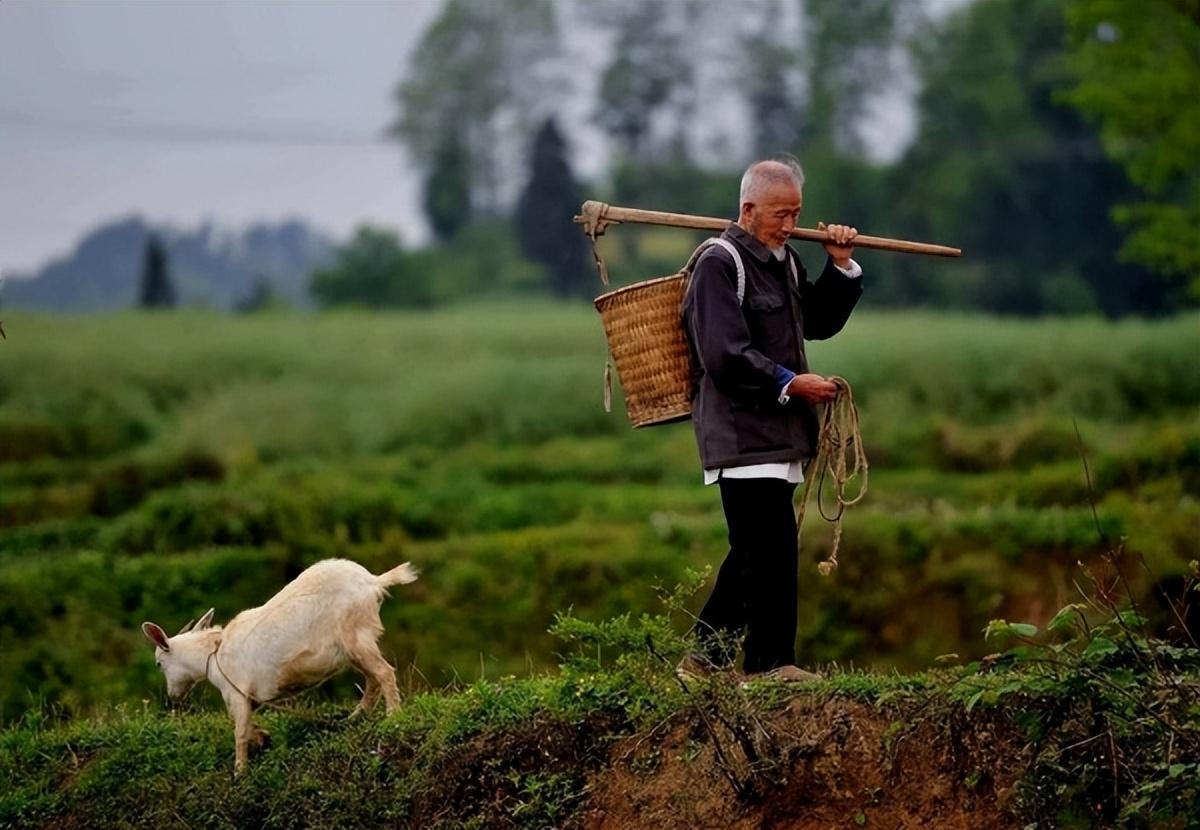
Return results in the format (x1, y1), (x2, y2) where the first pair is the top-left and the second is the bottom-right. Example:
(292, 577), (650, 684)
(195, 608), (215, 630)
(142, 622), (170, 651)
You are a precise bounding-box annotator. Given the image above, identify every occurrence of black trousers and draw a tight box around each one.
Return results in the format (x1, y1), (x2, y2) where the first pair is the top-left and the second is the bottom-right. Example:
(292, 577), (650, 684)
(696, 477), (799, 674)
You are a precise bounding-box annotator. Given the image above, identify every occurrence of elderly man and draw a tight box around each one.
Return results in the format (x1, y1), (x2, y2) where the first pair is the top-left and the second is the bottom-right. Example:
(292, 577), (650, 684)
(680, 157), (862, 681)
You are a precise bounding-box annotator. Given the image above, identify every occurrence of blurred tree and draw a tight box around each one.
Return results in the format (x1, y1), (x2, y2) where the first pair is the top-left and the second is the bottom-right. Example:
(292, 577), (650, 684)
(423, 135), (473, 241)
(392, 0), (563, 224)
(886, 0), (1157, 315)
(515, 118), (591, 298)
(739, 0), (807, 157)
(594, 0), (694, 164)
(311, 223), (543, 310)
(137, 235), (176, 309)
(311, 227), (436, 309)
(235, 276), (287, 314)
(1064, 0), (1200, 305)
(797, 0), (921, 156)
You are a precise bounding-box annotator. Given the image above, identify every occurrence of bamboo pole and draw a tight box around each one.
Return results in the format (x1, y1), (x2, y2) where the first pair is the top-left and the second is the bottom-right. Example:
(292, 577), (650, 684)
(575, 200), (962, 258)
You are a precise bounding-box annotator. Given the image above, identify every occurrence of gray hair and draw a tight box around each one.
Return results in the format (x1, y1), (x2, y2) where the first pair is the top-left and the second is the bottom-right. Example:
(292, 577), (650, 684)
(738, 157), (805, 211)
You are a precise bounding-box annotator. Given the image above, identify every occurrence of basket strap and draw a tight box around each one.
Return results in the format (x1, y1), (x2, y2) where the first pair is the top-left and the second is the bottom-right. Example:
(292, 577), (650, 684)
(684, 237), (747, 305)
(706, 238), (747, 305)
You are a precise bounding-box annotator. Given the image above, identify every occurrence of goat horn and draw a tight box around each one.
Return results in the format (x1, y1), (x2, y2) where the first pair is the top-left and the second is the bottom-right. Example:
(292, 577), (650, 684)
(176, 618), (195, 635)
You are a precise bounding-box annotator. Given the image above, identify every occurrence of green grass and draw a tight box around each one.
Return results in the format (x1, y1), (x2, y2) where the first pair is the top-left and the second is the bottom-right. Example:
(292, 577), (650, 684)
(0, 306), (1196, 725)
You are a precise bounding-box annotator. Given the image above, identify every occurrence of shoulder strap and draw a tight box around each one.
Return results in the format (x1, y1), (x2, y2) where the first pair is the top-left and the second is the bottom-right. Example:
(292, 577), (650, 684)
(682, 236), (748, 305)
(785, 249), (798, 286)
(707, 238), (746, 305)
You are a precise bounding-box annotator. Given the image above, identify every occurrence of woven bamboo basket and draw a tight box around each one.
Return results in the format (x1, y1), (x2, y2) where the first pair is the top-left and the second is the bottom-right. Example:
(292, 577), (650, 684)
(593, 272), (692, 428)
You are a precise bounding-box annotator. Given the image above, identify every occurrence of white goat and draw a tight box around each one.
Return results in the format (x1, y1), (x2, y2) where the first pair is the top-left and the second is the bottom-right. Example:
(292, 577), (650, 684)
(142, 558), (418, 773)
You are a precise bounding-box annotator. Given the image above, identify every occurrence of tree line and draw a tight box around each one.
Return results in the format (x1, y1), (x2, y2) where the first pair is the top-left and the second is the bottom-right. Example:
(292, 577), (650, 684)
(309, 0), (1198, 316)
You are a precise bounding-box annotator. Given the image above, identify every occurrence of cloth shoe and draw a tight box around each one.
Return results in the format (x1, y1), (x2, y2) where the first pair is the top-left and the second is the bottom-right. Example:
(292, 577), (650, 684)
(741, 664), (822, 687)
(675, 651), (733, 682)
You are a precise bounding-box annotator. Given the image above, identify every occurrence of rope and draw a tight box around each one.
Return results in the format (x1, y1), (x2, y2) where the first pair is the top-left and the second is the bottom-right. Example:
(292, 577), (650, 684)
(796, 376), (868, 576)
(206, 642), (314, 714)
(207, 642), (258, 704)
(583, 201), (612, 287)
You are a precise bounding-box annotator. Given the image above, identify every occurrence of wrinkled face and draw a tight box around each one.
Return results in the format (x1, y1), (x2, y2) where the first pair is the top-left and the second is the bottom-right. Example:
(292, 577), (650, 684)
(742, 181), (803, 250)
(154, 645), (202, 700)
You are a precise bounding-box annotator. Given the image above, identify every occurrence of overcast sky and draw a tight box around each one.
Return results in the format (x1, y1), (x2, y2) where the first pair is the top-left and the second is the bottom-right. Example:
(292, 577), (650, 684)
(0, 0), (442, 277)
(0, 0), (974, 280)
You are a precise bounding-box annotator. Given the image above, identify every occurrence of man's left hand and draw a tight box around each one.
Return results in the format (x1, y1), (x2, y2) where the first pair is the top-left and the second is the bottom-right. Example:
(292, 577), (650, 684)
(818, 222), (857, 268)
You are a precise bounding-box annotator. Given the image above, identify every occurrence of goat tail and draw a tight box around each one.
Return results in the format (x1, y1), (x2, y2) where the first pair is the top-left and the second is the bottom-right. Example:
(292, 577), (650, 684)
(376, 561), (419, 587)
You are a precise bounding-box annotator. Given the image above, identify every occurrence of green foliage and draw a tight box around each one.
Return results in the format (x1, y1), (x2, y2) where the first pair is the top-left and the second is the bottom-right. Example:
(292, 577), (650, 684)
(137, 235), (175, 310)
(310, 222), (545, 309)
(423, 134), (474, 241)
(889, 0), (1158, 315)
(959, 583), (1200, 826)
(0, 308), (1197, 723)
(1064, 0), (1200, 298)
(515, 118), (591, 298)
(2, 592), (1193, 828)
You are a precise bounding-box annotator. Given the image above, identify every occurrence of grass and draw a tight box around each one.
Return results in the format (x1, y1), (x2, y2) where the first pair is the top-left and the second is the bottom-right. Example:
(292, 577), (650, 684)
(1, 603), (1195, 829)
(0, 306), (1196, 727)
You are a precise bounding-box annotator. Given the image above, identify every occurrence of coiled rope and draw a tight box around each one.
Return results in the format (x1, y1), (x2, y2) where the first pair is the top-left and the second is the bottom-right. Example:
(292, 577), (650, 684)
(797, 376), (868, 576)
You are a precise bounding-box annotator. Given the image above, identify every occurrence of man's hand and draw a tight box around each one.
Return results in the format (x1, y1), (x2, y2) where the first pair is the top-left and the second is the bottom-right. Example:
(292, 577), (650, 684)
(786, 373), (838, 403)
(818, 221), (857, 268)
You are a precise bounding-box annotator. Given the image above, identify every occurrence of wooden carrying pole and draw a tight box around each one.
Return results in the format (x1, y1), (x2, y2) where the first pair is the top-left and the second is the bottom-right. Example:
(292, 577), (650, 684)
(575, 200), (961, 258)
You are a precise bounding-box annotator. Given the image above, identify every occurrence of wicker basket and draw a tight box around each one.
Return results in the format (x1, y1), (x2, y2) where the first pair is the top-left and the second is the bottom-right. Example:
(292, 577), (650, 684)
(593, 272), (693, 428)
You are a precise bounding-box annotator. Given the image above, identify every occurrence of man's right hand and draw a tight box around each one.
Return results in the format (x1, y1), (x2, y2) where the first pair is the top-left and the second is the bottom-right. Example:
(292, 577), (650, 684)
(786, 373), (838, 403)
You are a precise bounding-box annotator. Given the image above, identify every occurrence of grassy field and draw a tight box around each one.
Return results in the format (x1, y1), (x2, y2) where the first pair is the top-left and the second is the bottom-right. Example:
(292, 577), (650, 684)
(0, 306), (1197, 725)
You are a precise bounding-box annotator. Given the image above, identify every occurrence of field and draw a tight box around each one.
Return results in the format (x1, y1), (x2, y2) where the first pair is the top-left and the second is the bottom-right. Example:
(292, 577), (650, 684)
(1, 305), (1196, 726)
(0, 305), (1198, 827)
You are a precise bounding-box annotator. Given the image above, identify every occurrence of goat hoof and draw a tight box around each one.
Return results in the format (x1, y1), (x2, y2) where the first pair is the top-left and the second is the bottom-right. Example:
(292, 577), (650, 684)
(250, 729), (271, 752)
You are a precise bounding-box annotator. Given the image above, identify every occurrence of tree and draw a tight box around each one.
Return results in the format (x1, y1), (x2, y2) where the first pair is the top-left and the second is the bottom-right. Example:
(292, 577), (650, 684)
(885, 0), (1157, 315)
(423, 135), (473, 242)
(739, 0), (807, 157)
(392, 0), (563, 223)
(1064, 0), (1200, 304)
(796, 0), (921, 156)
(235, 276), (287, 313)
(138, 235), (176, 309)
(310, 227), (435, 309)
(515, 118), (591, 298)
(593, 0), (694, 164)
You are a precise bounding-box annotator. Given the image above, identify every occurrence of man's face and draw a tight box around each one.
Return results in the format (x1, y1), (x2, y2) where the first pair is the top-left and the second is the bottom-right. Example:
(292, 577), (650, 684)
(743, 181), (802, 249)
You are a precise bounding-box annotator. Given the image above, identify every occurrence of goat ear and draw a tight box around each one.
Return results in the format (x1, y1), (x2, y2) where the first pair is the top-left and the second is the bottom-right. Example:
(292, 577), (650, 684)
(195, 608), (216, 630)
(176, 618), (196, 635)
(142, 622), (170, 651)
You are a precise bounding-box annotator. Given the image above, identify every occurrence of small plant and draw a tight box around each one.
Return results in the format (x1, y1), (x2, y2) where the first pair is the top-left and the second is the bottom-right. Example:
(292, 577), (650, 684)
(965, 548), (1200, 826)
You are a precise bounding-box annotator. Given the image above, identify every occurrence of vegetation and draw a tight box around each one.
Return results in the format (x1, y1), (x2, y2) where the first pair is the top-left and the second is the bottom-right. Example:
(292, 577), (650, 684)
(136, 236), (175, 310)
(353, 0), (1200, 316)
(0, 307), (1196, 727)
(1065, 0), (1200, 297)
(1, 568), (1195, 828)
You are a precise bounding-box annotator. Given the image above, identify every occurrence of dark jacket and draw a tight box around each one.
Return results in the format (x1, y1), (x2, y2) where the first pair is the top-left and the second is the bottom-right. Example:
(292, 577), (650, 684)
(681, 223), (862, 470)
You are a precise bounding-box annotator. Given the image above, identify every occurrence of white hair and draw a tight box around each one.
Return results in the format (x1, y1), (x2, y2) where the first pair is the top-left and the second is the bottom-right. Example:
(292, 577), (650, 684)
(738, 157), (805, 211)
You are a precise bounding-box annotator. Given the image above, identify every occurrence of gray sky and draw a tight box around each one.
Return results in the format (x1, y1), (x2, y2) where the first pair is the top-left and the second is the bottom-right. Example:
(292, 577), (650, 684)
(1, 0), (441, 276)
(0, 0), (973, 280)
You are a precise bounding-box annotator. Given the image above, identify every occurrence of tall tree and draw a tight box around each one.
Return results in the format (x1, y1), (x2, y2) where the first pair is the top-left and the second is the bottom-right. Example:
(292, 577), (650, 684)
(593, 0), (695, 164)
(794, 0), (922, 155)
(1064, 0), (1200, 304)
(888, 0), (1156, 315)
(138, 235), (175, 309)
(423, 135), (473, 241)
(739, 0), (807, 157)
(392, 0), (563, 222)
(515, 118), (590, 298)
